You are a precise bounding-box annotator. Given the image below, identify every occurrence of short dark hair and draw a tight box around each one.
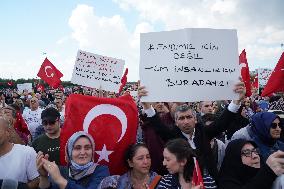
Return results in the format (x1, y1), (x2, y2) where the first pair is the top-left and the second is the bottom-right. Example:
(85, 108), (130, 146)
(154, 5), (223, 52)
(41, 107), (60, 120)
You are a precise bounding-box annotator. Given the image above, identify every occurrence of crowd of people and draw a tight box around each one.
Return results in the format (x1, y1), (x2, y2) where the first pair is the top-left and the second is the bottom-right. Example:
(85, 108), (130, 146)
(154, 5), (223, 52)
(1, 81), (284, 189)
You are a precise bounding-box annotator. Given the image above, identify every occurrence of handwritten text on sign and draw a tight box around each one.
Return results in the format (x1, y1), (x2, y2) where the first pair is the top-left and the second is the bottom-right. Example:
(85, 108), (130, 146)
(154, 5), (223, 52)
(140, 28), (240, 102)
(71, 50), (125, 92)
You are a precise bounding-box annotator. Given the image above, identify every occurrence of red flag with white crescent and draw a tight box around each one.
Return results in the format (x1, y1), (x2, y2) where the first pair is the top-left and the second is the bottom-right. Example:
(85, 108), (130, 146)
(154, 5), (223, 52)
(37, 58), (63, 88)
(239, 49), (252, 97)
(262, 52), (284, 97)
(60, 94), (138, 175)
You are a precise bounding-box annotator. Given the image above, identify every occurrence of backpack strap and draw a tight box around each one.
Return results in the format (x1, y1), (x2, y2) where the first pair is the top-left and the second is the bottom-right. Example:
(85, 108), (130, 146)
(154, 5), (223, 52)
(148, 175), (162, 189)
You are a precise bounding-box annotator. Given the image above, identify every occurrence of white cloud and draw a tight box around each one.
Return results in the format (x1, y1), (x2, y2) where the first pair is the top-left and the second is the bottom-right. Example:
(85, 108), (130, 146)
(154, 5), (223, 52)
(114, 0), (284, 71)
(68, 4), (154, 81)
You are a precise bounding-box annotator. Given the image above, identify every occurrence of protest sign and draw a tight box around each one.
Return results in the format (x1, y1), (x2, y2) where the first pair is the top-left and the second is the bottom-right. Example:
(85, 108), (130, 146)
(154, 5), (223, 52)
(140, 28), (239, 102)
(71, 50), (125, 93)
(17, 83), (33, 93)
(258, 68), (273, 88)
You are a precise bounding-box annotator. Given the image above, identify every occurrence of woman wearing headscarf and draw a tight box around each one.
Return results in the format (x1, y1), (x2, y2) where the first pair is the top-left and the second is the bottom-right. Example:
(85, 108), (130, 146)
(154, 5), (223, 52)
(37, 131), (109, 189)
(218, 139), (284, 189)
(231, 112), (284, 161)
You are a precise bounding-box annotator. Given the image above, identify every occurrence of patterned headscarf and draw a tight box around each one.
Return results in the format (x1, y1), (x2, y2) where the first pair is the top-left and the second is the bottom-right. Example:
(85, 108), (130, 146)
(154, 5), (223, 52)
(66, 131), (97, 180)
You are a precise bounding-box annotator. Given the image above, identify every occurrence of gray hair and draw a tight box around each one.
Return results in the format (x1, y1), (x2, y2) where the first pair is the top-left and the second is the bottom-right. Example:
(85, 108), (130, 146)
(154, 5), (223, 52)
(174, 104), (196, 121)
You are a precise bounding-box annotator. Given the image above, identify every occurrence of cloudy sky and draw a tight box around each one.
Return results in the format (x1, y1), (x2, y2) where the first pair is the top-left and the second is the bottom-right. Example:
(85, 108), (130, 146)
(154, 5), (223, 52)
(0, 0), (283, 81)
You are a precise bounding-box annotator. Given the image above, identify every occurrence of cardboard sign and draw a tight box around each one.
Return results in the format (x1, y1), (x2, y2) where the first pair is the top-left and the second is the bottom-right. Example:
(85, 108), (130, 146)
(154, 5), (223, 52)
(17, 83), (33, 93)
(140, 28), (240, 102)
(71, 50), (125, 93)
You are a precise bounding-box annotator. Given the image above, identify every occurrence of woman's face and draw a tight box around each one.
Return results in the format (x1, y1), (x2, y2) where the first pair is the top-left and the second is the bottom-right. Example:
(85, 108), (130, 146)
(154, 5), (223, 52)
(163, 148), (186, 174)
(128, 147), (151, 174)
(241, 107), (247, 118)
(241, 143), (260, 168)
(72, 137), (93, 165)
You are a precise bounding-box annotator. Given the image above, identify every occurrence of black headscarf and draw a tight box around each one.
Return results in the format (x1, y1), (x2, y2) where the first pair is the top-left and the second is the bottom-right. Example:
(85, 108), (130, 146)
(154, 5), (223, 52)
(218, 139), (259, 186)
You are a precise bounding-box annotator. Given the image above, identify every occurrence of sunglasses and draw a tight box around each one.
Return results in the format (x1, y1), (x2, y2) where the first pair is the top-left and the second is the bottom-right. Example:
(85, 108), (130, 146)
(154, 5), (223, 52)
(42, 119), (57, 126)
(271, 122), (283, 129)
(241, 148), (259, 157)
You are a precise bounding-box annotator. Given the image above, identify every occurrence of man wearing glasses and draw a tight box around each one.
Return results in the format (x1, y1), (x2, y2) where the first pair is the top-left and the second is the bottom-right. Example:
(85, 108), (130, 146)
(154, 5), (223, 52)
(32, 107), (61, 165)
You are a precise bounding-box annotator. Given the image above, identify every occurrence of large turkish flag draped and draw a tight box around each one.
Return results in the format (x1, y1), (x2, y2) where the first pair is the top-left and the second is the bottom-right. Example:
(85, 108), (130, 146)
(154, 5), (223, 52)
(37, 58), (63, 88)
(60, 94), (138, 175)
(239, 49), (252, 97)
(261, 52), (284, 97)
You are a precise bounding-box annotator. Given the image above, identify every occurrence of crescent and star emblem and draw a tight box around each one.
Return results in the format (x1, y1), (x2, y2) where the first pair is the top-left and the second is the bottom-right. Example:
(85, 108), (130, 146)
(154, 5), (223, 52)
(83, 104), (128, 162)
(44, 66), (54, 77)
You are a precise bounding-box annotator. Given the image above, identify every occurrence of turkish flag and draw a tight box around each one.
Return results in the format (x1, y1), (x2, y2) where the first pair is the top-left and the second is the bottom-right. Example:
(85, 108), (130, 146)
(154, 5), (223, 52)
(252, 74), (259, 89)
(60, 94), (138, 175)
(36, 84), (45, 92)
(7, 81), (14, 86)
(239, 49), (252, 97)
(261, 52), (284, 97)
(37, 58), (63, 88)
(192, 157), (204, 187)
(118, 68), (128, 94)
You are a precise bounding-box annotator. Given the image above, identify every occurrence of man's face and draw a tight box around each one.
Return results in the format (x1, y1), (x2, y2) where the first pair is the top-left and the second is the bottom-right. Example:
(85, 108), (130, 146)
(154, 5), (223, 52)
(30, 98), (39, 110)
(54, 98), (63, 108)
(153, 102), (166, 113)
(55, 91), (64, 99)
(175, 110), (196, 134)
(201, 101), (213, 114)
(42, 118), (60, 135)
(108, 92), (116, 98)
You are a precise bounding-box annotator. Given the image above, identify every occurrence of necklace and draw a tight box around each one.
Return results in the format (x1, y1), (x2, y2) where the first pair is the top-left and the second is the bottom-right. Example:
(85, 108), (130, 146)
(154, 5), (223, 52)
(130, 172), (150, 189)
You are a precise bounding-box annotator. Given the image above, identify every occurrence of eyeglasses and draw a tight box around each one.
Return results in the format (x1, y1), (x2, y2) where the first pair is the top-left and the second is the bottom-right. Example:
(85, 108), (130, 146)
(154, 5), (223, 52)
(241, 148), (259, 157)
(42, 119), (57, 126)
(271, 122), (283, 129)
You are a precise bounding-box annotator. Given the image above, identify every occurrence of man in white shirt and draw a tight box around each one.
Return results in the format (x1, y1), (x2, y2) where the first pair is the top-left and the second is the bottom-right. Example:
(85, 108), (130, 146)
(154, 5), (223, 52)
(23, 97), (43, 140)
(0, 117), (39, 188)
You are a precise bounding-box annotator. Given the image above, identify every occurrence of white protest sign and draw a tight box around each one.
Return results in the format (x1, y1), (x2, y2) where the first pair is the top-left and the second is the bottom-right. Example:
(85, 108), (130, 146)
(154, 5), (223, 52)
(17, 83), (33, 93)
(258, 68), (273, 88)
(140, 28), (240, 102)
(130, 91), (138, 102)
(71, 50), (125, 93)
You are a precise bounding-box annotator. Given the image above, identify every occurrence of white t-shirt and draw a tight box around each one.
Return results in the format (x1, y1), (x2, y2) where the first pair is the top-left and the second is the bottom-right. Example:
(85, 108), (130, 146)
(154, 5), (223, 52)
(0, 144), (39, 183)
(23, 108), (43, 138)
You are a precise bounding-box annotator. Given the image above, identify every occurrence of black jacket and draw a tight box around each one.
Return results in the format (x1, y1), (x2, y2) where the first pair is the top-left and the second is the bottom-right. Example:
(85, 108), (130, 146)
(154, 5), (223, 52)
(218, 139), (276, 189)
(146, 107), (236, 180)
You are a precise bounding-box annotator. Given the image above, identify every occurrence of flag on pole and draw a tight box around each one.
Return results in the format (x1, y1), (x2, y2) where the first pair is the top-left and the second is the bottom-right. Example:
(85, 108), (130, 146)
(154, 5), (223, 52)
(261, 52), (284, 97)
(239, 49), (252, 97)
(37, 58), (63, 88)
